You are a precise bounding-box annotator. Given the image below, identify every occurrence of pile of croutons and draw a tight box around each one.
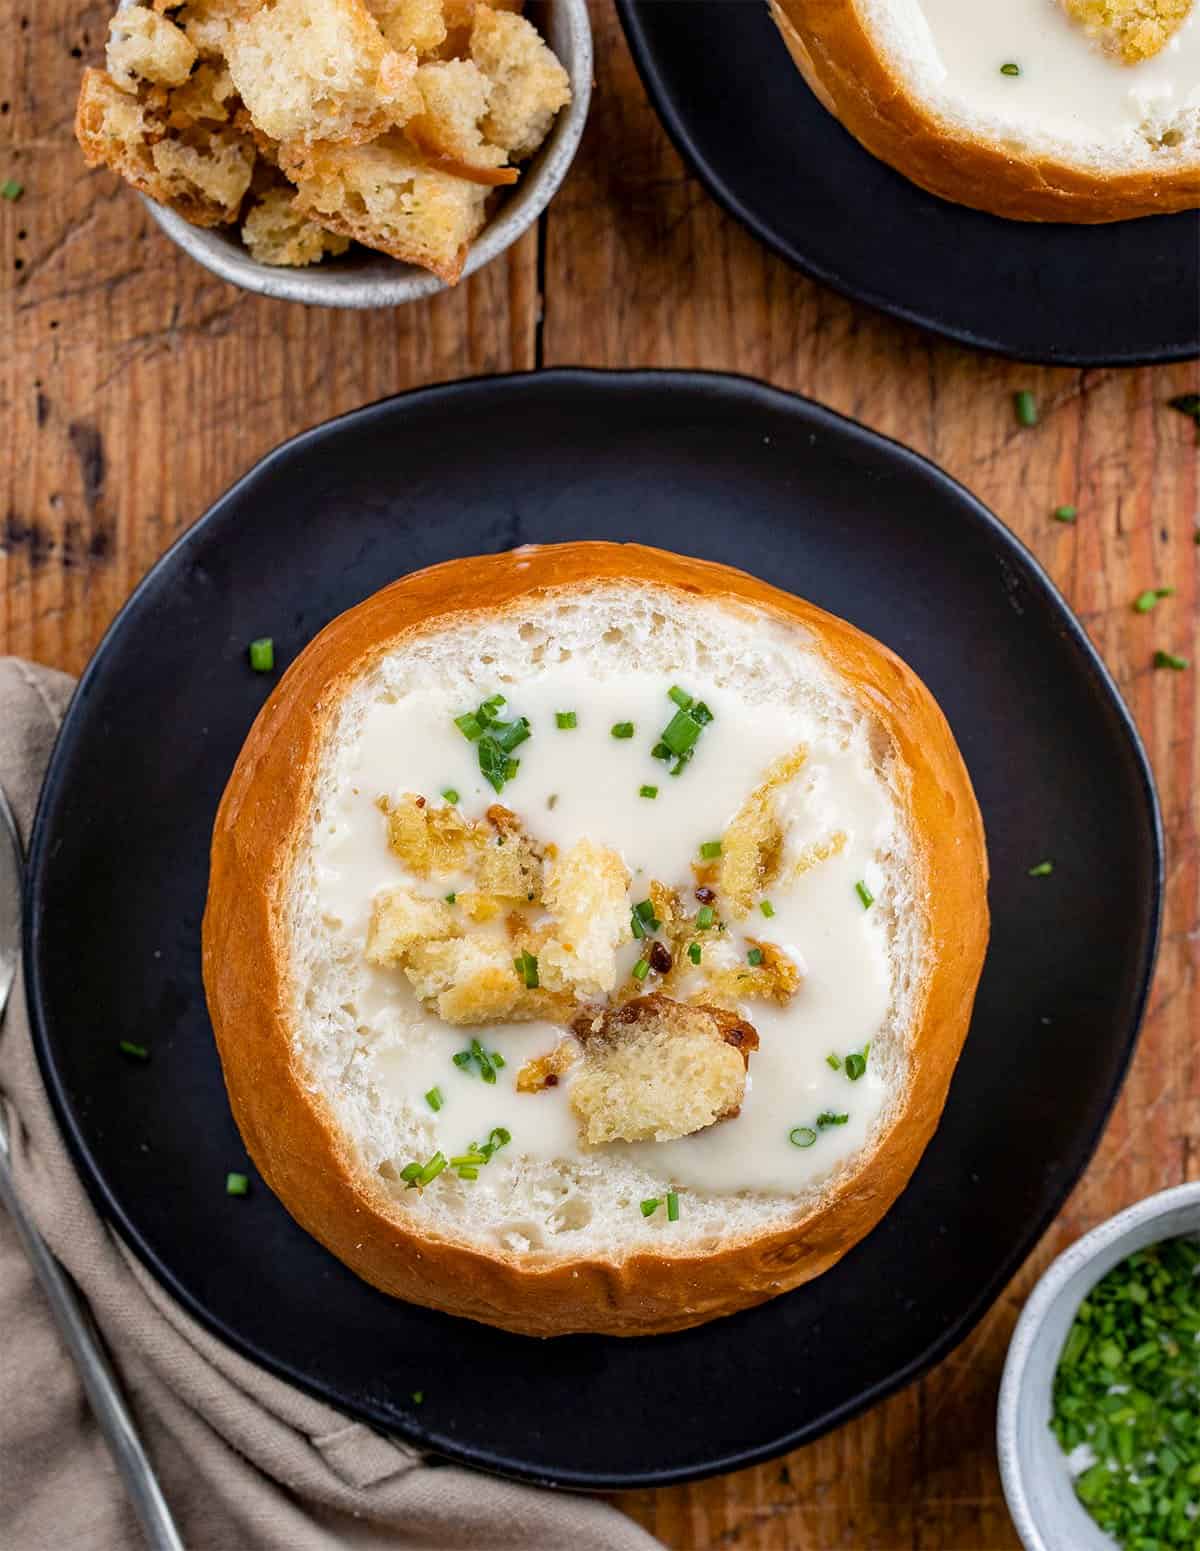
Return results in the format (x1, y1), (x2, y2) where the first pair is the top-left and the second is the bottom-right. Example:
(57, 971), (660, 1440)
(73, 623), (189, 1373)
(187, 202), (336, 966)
(74, 0), (571, 279)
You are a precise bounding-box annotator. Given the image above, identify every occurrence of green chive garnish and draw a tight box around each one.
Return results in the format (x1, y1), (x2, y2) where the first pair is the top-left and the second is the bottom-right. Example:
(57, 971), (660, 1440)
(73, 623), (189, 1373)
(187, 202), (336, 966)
(639, 784), (658, 799)
(455, 1166), (479, 1180)
(1014, 390), (1039, 427)
(651, 688), (713, 775)
(411, 1391), (424, 1405)
(668, 686), (693, 709)
(248, 637), (274, 672)
(695, 904), (715, 929)
(699, 840), (722, 860)
(1, 179), (23, 201)
(634, 900), (659, 927)
(454, 694), (528, 794)
(789, 1126), (817, 1148)
(226, 1172), (250, 1196)
(760, 900), (775, 918)
(118, 1040), (149, 1061)
(687, 942), (702, 965)
(611, 722), (635, 739)
(640, 1198), (659, 1217)
(855, 880), (874, 909)
(632, 958), (650, 982)
(1153, 650), (1189, 671)
(630, 909), (646, 940)
(747, 948), (764, 967)
(400, 1162), (425, 1183)
(555, 711), (577, 729)
(490, 1053), (505, 1069)
(513, 950), (539, 989)
(817, 1111), (849, 1128)
(1028, 860), (1054, 877)
(666, 1190), (679, 1222)
(445, 892), (457, 904)
(425, 1086), (444, 1112)
(441, 787), (460, 804)
(1133, 588), (1173, 614)
(418, 1152), (448, 1185)
(1000, 61), (1021, 76)
(1053, 505), (1078, 524)
(844, 1052), (867, 1082)
(826, 1053), (841, 1071)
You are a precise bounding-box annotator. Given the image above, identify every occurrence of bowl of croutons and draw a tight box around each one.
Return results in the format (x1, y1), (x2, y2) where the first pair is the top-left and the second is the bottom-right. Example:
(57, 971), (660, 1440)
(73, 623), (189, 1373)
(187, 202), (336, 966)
(74, 0), (590, 305)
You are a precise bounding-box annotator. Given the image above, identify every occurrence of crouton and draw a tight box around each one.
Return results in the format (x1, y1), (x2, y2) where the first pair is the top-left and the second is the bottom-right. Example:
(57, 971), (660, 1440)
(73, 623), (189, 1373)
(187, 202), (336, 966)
(167, 62), (238, 127)
(365, 886), (459, 965)
(790, 830), (847, 878)
(538, 838), (630, 998)
(407, 59), (516, 185)
(570, 995), (759, 1146)
(439, 0), (521, 58)
(719, 745), (808, 917)
(696, 937), (802, 1010)
(76, 68), (255, 226)
(168, 0), (249, 60)
(516, 1037), (580, 1092)
(225, 0), (422, 149)
(469, 6), (570, 160)
(107, 6), (198, 92)
(1061, 0), (1192, 62)
(287, 133), (489, 283)
(475, 813), (543, 900)
(403, 935), (570, 1023)
(243, 187), (352, 265)
(366, 0), (447, 55)
(379, 793), (480, 876)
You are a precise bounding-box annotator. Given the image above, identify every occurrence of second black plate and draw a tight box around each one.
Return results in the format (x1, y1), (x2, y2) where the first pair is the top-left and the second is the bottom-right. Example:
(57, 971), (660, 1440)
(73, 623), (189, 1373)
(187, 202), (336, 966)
(617, 0), (1200, 365)
(26, 371), (1160, 1487)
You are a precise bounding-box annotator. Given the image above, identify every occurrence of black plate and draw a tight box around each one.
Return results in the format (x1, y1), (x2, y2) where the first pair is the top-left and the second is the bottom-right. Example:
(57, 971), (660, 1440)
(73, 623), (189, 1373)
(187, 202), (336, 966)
(26, 370), (1161, 1488)
(616, 0), (1200, 366)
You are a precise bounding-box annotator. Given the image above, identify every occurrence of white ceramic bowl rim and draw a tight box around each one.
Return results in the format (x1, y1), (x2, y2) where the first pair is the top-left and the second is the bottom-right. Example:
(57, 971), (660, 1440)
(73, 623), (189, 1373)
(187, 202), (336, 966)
(125, 0), (592, 307)
(997, 1179), (1200, 1551)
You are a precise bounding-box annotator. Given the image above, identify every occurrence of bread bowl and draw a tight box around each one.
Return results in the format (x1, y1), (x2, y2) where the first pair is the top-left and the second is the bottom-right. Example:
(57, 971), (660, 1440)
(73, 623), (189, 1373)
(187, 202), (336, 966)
(769, 0), (1200, 223)
(202, 542), (989, 1336)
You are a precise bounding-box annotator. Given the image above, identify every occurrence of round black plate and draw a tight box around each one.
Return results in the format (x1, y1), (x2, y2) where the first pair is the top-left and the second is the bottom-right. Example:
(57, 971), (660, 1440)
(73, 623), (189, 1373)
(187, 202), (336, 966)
(26, 370), (1161, 1488)
(616, 0), (1200, 365)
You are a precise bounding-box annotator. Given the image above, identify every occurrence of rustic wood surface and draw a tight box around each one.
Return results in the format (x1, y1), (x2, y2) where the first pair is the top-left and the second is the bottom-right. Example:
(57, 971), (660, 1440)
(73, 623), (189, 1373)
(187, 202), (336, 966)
(2, 0), (1197, 1545)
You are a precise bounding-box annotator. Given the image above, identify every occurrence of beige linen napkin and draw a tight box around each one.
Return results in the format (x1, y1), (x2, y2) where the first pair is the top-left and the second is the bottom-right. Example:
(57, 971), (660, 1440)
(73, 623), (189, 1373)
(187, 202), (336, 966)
(0, 657), (661, 1551)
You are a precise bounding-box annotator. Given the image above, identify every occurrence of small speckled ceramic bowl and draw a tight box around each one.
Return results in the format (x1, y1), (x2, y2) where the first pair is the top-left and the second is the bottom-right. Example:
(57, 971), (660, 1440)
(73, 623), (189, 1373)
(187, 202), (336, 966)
(998, 1181), (1200, 1551)
(137, 0), (591, 306)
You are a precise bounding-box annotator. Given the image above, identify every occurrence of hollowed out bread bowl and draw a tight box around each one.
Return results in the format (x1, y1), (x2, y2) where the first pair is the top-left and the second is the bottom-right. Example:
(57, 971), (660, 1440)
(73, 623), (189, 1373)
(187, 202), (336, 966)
(202, 543), (989, 1336)
(769, 0), (1200, 222)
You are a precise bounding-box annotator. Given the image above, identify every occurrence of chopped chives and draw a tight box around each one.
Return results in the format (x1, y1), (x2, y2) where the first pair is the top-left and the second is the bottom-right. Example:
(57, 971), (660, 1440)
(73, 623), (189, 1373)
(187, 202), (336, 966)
(454, 694), (527, 794)
(1, 179), (23, 201)
(118, 1040), (149, 1061)
(555, 711), (577, 729)
(789, 1126), (817, 1148)
(639, 784), (658, 799)
(450, 1152), (488, 1167)
(513, 950), (539, 989)
(668, 686), (693, 709)
(1153, 650), (1189, 671)
(632, 958), (650, 982)
(411, 1391), (424, 1405)
(490, 1052), (505, 1069)
(425, 1086), (444, 1112)
(817, 1111), (849, 1128)
(445, 892), (457, 904)
(611, 722), (635, 739)
(1053, 505), (1078, 524)
(225, 1171), (249, 1196)
(747, 947), (764, 967)
(1133, 588), (1173, 614)
(699, 840), (722, 860)
(418, 1152), (448, 1185)
(455, 1166), (479, 1180)
(452, 1050), (472, 1067)
(651, 688), (713, 775)
(1028, 860), (1054, 877)
(640, 1198), (660, 1217)
(695, 904), (715, 929)
(845, 1052), (867, 1082)
(759, 900), (775, 918)
(855, 880), (874, 909)
(248, 637), (274, 672)
(826, 1053), (841, 1071)
(666, 1191), (679, 1222)
(1000, 61), (1021, 76)
(441, 787), (460, 804)
(1014, 390), (1039, 427)
(399, 1162), (425, 1183)
(687, 942), (702, 965)
(630, 909), (646, 940)
(634, 899), (659, 927)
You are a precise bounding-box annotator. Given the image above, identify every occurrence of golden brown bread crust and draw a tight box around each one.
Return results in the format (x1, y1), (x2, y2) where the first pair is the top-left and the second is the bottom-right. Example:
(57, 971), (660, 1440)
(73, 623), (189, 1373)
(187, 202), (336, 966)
(769, 0), (1200, 223)
(202, 542), (989, 1336)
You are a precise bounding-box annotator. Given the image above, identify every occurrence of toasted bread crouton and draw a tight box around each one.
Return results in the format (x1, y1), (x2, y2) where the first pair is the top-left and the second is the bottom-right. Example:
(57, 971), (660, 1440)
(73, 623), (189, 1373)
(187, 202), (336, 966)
(365, 886), (459, 964)
(1061, 0), (1191, 61)
(469, 6), (569, 160)
(107, 6), (198, 91)
(243, 185), (352, 262)
(287, 134), (488, 282)
(169, 0), (248, 59)
(76, 68), (255, 226)
(225, 0), (421, 149)
(403, 934), (570, 1023)
(719, 745), (807, 917)
(516, 1036), (580, 1092)
(366, 0), (446, 55)
(407, 59), (515, 185)
(697, 937), (802, 1010)
(570, 995), (758, 1146)
(379, 793), (480, 875)
(475, 808), (544, 899)
(790, 829), (847, 878)
(167, 62), (238, 127)
(439, 0), (522, 56)
(539, 839), (630, 998)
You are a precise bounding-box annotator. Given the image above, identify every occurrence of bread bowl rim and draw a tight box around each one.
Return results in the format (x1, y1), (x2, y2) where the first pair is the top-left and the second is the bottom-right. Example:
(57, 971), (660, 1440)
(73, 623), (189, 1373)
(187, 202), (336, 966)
(201, 541), (990, 1337)
(768, 0), (1200, 224)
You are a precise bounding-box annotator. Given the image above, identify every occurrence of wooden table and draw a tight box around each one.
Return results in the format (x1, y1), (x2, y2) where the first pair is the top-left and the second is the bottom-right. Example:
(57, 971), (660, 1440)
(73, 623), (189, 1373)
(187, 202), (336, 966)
(3, 1), (1198, 1544)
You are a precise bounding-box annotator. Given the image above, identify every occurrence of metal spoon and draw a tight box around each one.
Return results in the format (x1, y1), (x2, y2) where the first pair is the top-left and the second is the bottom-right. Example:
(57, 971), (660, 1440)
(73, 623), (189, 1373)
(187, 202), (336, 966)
(0, 784), (184, 1551)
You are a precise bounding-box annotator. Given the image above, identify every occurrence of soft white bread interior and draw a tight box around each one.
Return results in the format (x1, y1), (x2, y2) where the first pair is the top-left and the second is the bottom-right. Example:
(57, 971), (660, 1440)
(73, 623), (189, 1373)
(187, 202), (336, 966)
(770, 0), (1200, 222)
(203, 544), (989, 1336)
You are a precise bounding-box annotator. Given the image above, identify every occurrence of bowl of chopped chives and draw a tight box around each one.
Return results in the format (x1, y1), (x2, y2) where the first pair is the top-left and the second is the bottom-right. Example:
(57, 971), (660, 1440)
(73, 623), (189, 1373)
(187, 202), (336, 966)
(998, 1181), (1200, 1551)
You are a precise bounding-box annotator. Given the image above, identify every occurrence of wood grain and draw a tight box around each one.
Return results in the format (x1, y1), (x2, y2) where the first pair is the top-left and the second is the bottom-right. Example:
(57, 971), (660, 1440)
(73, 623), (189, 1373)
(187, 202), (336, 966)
(2, 0), (1198, 1545)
